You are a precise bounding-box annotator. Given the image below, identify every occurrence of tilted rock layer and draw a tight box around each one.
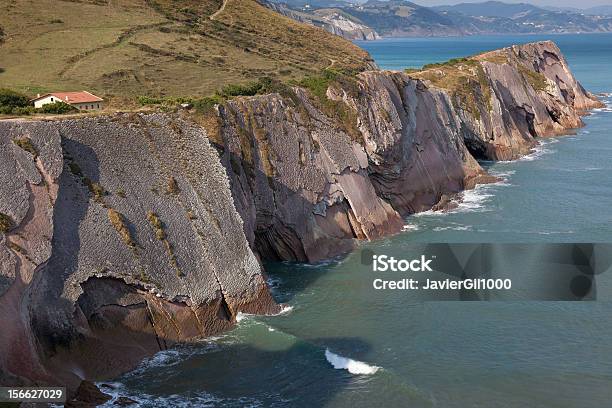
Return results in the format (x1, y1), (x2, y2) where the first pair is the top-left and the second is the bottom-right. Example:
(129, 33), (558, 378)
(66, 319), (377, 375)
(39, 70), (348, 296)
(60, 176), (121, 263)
(0, 41), (600, 389)
(0, 115), (279, 390)
(217, 41), (600, 262)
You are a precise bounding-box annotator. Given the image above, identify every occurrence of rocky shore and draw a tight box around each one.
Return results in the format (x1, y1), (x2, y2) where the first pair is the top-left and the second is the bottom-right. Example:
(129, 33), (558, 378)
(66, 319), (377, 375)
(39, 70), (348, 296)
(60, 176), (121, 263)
(0, 41), (601, 396)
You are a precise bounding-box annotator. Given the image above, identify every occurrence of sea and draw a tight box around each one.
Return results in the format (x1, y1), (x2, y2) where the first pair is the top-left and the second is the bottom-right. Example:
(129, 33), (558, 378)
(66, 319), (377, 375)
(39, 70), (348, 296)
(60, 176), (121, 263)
(99, 34), (612, 407)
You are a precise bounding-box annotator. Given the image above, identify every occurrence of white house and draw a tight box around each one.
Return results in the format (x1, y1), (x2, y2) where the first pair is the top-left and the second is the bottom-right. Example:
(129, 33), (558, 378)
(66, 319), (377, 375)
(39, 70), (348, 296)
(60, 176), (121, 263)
(31, 91), (104, 110)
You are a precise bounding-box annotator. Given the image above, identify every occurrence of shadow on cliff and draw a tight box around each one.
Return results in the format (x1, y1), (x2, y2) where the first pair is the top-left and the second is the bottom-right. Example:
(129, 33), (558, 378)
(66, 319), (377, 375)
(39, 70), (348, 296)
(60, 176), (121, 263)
(27, 137), (100, 385)
(106, 335), (387, 407)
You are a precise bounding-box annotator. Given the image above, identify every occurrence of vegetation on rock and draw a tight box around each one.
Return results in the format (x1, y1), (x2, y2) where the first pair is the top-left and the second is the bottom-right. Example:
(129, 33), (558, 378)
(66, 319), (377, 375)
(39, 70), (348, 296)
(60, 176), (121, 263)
(12, 138), (38, 158)
(0, 213), (13, 233)
(107, 208), (136, 248)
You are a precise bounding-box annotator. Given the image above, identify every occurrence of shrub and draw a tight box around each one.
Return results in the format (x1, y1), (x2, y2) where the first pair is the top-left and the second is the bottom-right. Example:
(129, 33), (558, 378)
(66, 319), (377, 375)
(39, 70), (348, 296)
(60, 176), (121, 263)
(38, 101), (77, 114)
(83, 178), (106, 202)
(193, 95), (224, 113)
(218, 81), (263, 98)
(296, 69), (340, 101)
(0, 212), (13, 233)
(146, 211), (165, 240)
(0, 88), (29, 109)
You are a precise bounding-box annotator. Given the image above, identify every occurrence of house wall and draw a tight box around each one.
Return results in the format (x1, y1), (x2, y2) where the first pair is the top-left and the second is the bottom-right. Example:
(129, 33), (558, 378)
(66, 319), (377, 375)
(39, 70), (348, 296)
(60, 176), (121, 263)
(33, 96), (61, 108)
(33, 98), (104, 110)
(72, 102), (104, 111)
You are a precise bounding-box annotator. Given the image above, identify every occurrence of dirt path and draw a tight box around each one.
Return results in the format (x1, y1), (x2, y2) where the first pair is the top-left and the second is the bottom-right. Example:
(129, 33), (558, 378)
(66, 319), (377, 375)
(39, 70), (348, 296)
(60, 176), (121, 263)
(210, 0), (229, 20)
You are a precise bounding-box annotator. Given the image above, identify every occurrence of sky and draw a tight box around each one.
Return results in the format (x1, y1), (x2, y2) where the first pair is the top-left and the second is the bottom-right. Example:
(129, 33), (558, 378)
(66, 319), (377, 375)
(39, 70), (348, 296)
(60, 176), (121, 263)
(413, 0), (612, 7)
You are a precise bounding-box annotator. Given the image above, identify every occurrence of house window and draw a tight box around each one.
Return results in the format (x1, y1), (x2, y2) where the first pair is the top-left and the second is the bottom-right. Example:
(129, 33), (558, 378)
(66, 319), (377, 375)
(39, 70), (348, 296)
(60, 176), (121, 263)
(97, 104), (100, 109)
(91, 105), (94, 109)
(50, 97), (54, 102)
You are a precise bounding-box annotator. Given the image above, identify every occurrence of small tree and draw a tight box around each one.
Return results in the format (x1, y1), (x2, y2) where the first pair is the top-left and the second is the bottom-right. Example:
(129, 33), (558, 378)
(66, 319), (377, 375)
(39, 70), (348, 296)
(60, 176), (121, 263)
(38, 101), (77, 114)
(0, 88), (29, 109)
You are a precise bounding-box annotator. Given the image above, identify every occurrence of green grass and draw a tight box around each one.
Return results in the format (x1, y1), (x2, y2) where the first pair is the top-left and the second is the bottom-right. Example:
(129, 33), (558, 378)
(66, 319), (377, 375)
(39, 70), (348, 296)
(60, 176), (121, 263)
(0, 0), (372, 104)
(295, 69), (364, 144)
(518, 64), (548, 92)
(411, 56), (494, 120)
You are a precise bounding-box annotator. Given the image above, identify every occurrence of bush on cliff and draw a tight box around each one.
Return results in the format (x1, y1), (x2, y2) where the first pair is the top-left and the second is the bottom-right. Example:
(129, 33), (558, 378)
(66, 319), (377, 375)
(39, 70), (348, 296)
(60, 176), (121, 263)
(0, 88), (29, 113)
(38, 101), (78, 114)
(0, 212), (13, 233)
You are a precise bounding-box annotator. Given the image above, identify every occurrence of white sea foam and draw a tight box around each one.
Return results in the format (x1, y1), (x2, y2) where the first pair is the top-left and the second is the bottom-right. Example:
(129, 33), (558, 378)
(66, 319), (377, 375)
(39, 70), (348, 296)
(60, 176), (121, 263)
(455, 187), (494, 212)
(518, 141), (554, 162)
(402, 223), (420, 231)
(278, 305), (294, 315)
(433, 225), (472, 232)
(324, 349), (380, 375)
(97, 381), (261, 408)
(236, 312), (251, 322)
(412, 209), (443, 217)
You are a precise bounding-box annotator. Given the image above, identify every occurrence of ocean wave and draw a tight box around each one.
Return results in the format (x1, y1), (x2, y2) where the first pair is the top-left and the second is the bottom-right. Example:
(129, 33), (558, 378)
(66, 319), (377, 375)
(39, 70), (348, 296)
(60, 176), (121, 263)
(96, 382), (262, 408)
(518, 142), (554, 162)
(236, 304), (293, 323)
(402, 223), (420, 231)
(324, 349), (380, 375)
(432, 224), (472, 232)
(412, 209), (443, 217)
(454, 187), (494, 212)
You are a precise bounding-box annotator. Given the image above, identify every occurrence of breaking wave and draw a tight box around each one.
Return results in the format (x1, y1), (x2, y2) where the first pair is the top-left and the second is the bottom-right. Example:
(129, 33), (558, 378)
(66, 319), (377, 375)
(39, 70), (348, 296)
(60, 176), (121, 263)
(96, 382), (262, 408)
(324, 349), (380, 375)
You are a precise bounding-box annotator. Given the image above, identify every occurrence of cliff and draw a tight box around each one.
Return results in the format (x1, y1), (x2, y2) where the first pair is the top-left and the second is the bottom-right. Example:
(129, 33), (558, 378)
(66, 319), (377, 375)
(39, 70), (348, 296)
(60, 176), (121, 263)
(0, 41), (600, 392)
(0, 115), (279, 391)
(216, 41), (601, 261)
(266, 3), (381, 40)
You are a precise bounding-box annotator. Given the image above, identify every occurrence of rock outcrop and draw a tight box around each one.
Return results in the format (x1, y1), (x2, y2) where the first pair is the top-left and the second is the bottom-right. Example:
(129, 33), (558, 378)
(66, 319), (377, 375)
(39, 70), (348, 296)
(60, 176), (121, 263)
(215, 41), (600, 261)
(0, 115), (279, 391)
(0, 41), (600, 391)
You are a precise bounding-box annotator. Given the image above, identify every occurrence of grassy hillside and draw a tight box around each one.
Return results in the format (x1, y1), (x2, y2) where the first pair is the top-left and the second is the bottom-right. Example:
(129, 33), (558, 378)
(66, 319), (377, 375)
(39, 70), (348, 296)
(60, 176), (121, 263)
(0, 0), (373, 102)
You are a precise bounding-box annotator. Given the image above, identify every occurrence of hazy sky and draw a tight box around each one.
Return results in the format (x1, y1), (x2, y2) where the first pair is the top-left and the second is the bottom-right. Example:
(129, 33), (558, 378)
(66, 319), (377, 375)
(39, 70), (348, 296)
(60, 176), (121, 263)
(413, 0), (612, 7)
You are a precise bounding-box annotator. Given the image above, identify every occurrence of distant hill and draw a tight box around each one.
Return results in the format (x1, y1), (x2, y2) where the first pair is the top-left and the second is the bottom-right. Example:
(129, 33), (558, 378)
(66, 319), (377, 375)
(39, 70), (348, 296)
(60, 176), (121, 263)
(432, 1), (541, 18)
(268, 0), (612, 39)
(583, 5), (612, 15)
(0, 0), (372, 100)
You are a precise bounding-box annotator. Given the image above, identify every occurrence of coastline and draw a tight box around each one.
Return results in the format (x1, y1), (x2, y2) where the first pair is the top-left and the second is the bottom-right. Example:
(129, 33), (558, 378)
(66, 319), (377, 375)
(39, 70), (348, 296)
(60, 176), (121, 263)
(0, 41), (602, 401)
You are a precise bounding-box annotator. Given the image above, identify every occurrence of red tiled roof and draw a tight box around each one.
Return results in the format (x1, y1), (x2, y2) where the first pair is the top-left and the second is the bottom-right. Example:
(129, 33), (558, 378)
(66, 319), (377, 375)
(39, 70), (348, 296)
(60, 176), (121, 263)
(33, 91), (103, 104)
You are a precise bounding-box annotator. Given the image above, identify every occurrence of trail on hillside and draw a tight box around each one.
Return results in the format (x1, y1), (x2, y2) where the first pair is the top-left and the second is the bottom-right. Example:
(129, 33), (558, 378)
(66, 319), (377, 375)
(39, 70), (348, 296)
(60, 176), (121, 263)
(59, 22), (170, 77)
(210, 0), (229, 20)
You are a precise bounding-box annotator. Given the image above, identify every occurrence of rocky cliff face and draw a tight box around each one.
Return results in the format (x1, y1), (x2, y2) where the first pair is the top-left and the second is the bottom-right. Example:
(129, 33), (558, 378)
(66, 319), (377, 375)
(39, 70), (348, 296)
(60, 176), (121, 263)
(0, 115), (279, 390)
(215, 41), (600, 261)
(266, 2), (381, 40)
(0, 41), (600, 390)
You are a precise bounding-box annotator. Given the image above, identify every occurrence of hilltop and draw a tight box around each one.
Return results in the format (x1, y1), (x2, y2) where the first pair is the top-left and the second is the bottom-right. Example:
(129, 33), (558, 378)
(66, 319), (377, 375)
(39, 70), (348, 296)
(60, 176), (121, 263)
(0, 0), (373, 102)
(270, 0), (612, 39)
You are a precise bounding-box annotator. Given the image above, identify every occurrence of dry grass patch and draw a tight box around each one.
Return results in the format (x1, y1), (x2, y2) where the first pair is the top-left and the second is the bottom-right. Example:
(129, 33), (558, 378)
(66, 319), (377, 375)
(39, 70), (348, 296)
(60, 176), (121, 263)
(12, 138), (38, 158)
(108, 208), (136, 248)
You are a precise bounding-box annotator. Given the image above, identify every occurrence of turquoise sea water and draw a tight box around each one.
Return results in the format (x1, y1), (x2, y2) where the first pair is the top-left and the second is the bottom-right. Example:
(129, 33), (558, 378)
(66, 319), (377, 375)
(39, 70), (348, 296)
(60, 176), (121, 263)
(102, 34), (612, 407)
